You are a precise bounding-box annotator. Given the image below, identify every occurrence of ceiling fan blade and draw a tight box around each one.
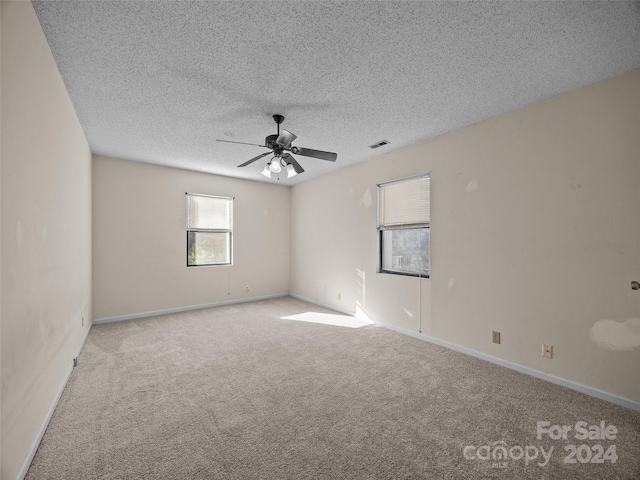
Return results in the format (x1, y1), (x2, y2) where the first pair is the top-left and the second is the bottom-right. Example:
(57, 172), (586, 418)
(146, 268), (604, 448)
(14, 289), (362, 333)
(217, 139), (266, 147)
(282, 153), (304, 174)
(276, 129), (297, 148)
(290, 146), (337, 162)
(237, 151), (271, 168)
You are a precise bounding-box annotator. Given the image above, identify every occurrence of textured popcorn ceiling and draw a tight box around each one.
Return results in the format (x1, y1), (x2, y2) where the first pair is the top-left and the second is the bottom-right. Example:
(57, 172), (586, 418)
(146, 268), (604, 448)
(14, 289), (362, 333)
(32, 1), (640, 185)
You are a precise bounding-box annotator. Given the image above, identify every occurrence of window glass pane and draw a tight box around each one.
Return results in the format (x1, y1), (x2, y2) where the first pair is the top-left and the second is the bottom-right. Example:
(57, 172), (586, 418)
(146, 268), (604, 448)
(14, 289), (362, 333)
(187, 195), (232, 230)
(381, 228), (429, 276)
(187, 232), (231, 266)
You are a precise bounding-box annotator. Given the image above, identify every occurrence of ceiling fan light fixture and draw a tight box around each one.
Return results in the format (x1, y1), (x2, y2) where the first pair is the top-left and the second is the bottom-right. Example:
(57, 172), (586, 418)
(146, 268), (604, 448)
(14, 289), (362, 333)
(286, 163), (298, 178)
(260, 164), (272, 178)
(269, 157), (282, 173)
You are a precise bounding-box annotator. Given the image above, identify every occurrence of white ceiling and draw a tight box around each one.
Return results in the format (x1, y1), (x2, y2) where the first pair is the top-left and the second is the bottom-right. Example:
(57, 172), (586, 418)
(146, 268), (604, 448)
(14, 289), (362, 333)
(32, 1), (640, 186)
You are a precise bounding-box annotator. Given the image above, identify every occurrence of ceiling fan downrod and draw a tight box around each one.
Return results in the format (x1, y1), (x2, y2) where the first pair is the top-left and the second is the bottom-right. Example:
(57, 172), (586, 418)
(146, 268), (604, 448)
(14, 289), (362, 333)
(273, 114), (284, 136)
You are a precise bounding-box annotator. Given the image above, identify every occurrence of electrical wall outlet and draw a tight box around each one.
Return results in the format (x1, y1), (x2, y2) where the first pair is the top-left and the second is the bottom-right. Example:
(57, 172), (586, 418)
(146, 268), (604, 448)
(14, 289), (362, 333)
(245, 286), (249, 292)
(492, 331), (501, 344)
(542, 343), (553, 358)
(82, 316), (84, 327)
(338, 292), (341, 300)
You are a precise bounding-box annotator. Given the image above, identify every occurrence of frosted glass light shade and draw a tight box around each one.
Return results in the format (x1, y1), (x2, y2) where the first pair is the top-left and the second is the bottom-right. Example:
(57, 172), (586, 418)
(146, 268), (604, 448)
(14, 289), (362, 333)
(269, 158), (282, 173)
(286, 163), (298, 178)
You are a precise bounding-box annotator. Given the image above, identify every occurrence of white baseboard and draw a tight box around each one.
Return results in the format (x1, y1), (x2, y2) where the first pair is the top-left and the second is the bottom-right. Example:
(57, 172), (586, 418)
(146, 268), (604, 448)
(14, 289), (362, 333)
(16, 323), (93, 480)
(289, 293), (640, 413)
(92, 293), (289, 325)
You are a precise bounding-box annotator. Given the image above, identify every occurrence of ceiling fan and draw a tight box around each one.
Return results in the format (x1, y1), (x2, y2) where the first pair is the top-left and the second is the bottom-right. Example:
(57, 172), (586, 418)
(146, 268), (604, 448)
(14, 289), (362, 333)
(217, 114), (337, 179)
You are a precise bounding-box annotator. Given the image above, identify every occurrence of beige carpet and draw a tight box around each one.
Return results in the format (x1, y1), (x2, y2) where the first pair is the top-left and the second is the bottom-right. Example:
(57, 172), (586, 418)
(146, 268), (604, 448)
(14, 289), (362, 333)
(27, 296), (640, 479)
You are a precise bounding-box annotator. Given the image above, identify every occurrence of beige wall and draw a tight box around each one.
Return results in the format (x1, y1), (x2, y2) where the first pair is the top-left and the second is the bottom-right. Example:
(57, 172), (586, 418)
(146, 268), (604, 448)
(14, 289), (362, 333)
(92, 155), (290, 320)
(1, 2), (92, 478)
(291, 69), (640, 402)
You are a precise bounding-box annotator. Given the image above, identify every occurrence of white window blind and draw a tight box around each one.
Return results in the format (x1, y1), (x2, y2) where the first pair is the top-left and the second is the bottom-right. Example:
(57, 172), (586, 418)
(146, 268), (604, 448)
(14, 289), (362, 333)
(187, 195), (233, 230)
(378, 175), (430, 227)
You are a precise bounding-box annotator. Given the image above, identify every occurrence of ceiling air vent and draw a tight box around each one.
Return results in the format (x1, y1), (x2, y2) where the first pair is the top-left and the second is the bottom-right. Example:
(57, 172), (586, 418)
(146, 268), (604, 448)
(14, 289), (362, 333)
(369, 140), (390, 149)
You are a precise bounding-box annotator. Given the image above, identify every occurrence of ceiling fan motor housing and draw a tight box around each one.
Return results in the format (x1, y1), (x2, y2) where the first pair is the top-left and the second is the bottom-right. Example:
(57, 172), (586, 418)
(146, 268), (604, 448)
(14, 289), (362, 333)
(265, 134), (281, 151)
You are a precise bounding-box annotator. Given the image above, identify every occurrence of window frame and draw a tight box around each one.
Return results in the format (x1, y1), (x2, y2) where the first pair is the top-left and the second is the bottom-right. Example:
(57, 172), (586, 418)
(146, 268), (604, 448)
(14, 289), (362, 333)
(377, 173), (430, 278)
(186, 193), (233, 267)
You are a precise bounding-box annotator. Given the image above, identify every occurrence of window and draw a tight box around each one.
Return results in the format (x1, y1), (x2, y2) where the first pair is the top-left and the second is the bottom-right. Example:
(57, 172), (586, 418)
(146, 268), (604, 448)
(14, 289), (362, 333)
(377, 174), (430, 277)
(186, 193), (233, 266)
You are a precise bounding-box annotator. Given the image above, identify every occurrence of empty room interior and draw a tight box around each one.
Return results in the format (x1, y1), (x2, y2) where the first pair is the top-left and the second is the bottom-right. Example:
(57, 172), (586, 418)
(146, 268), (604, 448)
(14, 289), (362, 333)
(2, 1), (640, 479)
